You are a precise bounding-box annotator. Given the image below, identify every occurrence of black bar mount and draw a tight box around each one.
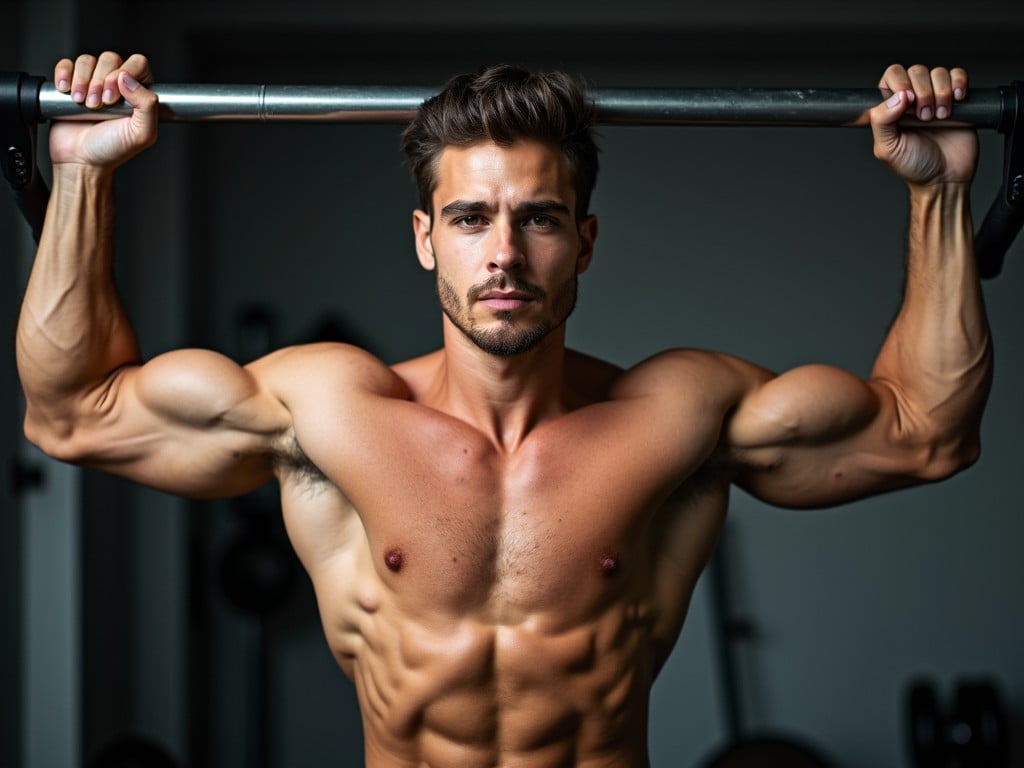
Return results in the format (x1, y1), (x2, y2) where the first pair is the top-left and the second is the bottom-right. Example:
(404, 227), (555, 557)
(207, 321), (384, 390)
(0, 73), (47, 243)
(976, 81), (1023, 278)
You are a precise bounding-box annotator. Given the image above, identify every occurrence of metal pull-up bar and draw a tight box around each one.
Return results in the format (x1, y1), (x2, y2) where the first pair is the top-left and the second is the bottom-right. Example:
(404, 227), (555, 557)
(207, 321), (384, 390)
(3, 74), (1022, 277)
(32, 82), (1007, 127)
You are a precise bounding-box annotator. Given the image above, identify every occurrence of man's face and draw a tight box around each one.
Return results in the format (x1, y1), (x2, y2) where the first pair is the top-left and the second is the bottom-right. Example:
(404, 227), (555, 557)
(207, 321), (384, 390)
(413, 140), (597, 356)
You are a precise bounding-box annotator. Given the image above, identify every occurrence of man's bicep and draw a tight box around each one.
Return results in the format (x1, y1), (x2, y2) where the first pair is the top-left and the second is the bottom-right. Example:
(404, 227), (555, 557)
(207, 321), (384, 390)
(728, 365), (882, 449)
(56, 348), (288, 498)
(726, 365), (936, 508)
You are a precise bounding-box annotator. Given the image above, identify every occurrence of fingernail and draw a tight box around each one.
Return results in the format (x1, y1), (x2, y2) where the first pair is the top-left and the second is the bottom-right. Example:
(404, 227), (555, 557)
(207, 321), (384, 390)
(920, 106), (932, 120)
(72, 89), (84, 102)
(954, 87), (964, 100)
(123, 73), (139, 92)
(906, 90), (916, 103)
(86, 92), (99, 107)
(58, 78), (69, 91)
(102, 88), (114, 103)
(887, 92), (902, 109)
(937, 106), (948, 119)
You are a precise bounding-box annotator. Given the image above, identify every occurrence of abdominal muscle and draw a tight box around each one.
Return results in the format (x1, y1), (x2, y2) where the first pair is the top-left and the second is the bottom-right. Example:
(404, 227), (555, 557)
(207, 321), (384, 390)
(353, 601), (654, 767)
(331, 573), (655, 765)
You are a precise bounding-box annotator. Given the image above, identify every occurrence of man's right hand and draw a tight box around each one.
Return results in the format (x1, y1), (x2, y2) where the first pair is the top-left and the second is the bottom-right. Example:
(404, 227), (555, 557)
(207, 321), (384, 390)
(50, 52), (158, 169)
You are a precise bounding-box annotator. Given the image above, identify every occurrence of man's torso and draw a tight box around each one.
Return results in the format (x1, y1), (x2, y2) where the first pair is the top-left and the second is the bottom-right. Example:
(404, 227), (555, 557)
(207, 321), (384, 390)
(266, 345), (744, 766)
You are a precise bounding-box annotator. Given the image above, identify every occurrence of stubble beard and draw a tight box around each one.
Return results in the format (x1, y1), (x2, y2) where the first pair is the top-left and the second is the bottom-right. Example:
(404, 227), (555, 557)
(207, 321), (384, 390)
(436, 271), (578, 357)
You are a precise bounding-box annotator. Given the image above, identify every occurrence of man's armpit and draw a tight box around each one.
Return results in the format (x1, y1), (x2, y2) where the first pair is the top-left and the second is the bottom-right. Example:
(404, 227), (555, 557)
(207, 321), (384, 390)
(271, 428), (330, 492)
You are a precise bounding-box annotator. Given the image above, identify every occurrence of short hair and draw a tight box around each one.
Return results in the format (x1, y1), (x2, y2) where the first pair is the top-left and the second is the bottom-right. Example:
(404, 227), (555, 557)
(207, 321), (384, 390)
(401, 65), (599, 221)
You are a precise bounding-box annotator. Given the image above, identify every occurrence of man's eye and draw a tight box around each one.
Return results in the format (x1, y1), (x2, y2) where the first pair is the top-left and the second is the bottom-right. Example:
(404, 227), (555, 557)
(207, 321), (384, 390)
(528, 215), (557, 227)
(457, 215), (483, 227)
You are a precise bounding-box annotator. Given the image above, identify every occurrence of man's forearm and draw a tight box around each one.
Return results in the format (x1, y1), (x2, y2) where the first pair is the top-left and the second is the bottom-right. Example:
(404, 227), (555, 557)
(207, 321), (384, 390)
(872, 182), (993, 459)
(16, 164), (141, 431)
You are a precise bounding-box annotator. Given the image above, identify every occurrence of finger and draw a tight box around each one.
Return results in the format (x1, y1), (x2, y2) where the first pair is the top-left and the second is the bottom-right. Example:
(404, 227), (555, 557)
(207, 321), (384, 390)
(878, 63), (912, 99)
(99, 53), (154, 106)
(88, 51), (124, 108)
(908, 64), (935, 121)
(930, 68), (953, 119)
(120, 53), (155, 86)
(870, 89), (911, 163)
(100, 52), (152, 105)
(118, 70), (160, 151)
(70, 53), (97, 104)
(53, 58), (73, 93)
(951, 67), (969, 101)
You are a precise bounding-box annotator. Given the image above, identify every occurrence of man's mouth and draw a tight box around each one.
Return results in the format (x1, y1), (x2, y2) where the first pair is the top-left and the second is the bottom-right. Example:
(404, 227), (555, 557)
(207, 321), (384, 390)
(477, 290), (536, 311)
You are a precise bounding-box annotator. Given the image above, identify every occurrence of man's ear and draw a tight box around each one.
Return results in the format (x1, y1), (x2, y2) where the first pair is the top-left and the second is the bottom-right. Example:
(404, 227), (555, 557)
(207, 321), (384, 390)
(412, 209), (435, 270)
(576, 214), (598, 275)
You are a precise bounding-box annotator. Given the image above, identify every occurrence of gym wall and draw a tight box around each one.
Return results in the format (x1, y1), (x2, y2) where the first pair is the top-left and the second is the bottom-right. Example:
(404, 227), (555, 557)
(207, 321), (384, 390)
(4, 2), (1023, 767)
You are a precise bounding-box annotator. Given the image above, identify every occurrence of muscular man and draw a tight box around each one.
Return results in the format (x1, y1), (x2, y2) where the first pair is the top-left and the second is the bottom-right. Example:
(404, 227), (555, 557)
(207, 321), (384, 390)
(17, 53), (991, 766)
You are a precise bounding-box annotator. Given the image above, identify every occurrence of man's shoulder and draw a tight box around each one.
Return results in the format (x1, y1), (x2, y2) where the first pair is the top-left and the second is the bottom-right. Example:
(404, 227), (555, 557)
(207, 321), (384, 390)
(613, 347), (774, 403)
(560, 346), (771, 403)
(256, 342), (411, 400)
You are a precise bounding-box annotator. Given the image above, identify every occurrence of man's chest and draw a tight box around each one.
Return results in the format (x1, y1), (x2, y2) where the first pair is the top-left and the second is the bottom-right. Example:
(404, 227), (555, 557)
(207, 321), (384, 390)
(291, 386), (726, 587)
(299, 421), (708, 616)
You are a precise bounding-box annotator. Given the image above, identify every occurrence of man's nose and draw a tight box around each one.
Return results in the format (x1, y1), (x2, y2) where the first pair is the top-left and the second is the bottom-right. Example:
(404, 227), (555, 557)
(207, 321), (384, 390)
(488, 221), (525, 272)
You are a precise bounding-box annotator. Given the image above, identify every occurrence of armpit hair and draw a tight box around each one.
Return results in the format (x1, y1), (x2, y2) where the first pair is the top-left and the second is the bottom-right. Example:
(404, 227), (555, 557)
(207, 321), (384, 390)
(271, 429), (329, 490)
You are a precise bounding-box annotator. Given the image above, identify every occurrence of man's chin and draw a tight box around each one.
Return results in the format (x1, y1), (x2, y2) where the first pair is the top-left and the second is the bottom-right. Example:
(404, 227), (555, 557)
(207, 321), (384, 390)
(465, 323), (551, 357)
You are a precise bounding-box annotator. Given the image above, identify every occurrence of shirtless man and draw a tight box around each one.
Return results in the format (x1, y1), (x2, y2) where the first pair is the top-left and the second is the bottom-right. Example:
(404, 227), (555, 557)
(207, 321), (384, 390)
(17, 53), (991, 766)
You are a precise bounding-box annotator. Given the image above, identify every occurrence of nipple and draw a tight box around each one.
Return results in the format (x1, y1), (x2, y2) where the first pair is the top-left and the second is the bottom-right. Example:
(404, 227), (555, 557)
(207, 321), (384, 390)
(384, 547), (404, 573)
(599, 553), (620, 577)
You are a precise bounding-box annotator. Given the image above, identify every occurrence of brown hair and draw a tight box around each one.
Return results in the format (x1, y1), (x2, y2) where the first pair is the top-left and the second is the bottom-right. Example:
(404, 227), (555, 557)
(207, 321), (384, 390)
(401, 65), (599, 221)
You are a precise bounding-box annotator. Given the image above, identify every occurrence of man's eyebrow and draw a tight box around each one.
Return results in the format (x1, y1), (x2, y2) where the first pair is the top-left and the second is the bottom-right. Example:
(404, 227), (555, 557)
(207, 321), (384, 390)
(519, 200), (571, 215)
(439, 200), (488, 218)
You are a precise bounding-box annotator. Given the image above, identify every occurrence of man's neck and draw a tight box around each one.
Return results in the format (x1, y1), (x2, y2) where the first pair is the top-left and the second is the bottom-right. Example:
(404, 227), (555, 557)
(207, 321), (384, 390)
(430, 320), (571, 452)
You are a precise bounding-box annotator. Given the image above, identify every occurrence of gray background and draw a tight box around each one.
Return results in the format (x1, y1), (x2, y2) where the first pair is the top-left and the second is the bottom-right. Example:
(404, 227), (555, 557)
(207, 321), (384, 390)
(3, 1), (1023, 766)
